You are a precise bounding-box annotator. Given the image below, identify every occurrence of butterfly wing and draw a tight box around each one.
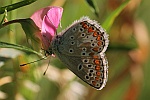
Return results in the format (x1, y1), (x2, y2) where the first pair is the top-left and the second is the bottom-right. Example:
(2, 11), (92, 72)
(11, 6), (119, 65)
(52, 17), (109, 90)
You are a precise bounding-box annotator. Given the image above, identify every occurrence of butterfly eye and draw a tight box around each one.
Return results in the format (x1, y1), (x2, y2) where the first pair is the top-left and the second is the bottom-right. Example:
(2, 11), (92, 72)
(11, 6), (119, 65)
(97, 31), (100, 35)
(100, 67), (103, 72)
(96, 83), (100, 87)
(82, 47), (87, 51)
(69, 48), (74, 53)
(99, 47), (103, 52)
(70, 41), (75, 45)
(80, 33), (86, 37)
(70, 36), (74, 40)
(89, 69), (94, 73)
(91, 42), (96, 47)
(72, 27), (77, 32)
(85, 75), (90, 80)
(78, 64), (83, 70)
(87, 23), (91, 27)
(99, 78), (102, 83)
(101, 41), (104, 45)
(91, 39), (93, 42)
(86, 36), (89, 39)
(91, 25), (96, 31)
(101, 36), (103, 40)
(101, 31), (105, 35)
(79, 28), (84, 32)
(82, 59), (89, 63)
(81, 52), (86, 56)
(87, 64), (93, 68)
(88, 72), (93, 77)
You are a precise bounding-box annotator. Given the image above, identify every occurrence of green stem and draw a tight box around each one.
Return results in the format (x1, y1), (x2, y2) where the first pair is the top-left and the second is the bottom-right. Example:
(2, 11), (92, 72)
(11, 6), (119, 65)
(0, 0), (37, 14)
(0, 18), (30, 29)
(0, 9), (7, 25)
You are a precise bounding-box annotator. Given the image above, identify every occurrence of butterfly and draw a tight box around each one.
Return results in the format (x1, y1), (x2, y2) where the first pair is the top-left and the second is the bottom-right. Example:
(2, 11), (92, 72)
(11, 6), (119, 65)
(45, 16), (109, 90)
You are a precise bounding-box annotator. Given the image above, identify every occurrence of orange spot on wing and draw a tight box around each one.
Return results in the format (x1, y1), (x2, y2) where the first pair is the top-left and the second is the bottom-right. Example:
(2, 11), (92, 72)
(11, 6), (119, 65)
(95, 76), (100, 81)
(92, 81), (96, 86)
(83, 24), (88, 29)
(88, 27), (94, 32)
(80, 22), (85, 25)
(92, 47), (99, 52)
(93, 31), (98, 37)
(97, 41), (102, 46)
(96, 35), (101, 41)
(95, 65), (100, 70)
(89, 52), (94, 56)
(96, 71), (101, 76)
(94, 59), (100, 65)
(93, 55), (99, 59)
(81, 22), (89, 29)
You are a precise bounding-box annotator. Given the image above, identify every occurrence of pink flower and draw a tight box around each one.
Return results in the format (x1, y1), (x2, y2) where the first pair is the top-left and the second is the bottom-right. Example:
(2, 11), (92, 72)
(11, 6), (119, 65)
(30, 6), (63, 51)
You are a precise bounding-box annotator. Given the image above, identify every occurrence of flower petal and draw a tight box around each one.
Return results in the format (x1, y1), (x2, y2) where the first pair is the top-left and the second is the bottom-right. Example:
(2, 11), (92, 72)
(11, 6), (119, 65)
(41, 7), (63, 50)
(46, 7), (63, 29)
(30, 6), (63, 29)
(41, 15), (55, 49)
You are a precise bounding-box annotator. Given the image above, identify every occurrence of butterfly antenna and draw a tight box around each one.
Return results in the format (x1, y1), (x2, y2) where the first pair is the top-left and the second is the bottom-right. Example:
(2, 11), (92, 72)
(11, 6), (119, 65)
(20, 56), (47, 66)
(43, 58), (51, 75)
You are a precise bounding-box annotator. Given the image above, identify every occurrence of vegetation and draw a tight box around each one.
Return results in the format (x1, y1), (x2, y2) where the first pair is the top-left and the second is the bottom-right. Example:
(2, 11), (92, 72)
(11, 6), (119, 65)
(0, 0), (149, 100)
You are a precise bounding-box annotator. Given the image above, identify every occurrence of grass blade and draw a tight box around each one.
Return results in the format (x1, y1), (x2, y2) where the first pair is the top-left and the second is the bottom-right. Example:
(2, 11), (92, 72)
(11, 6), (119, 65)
(102, 0), (130, 32)
(0, 41), (42, 56)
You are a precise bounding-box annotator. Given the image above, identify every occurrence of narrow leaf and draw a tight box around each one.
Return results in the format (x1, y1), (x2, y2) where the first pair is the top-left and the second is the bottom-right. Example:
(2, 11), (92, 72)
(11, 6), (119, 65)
(0, 18), (41, 51)
(0, 0), (37, 14)
(0, 41), (42, 56)
(102, 0), (130, 32)
(85, 0), (99, 17)
(0, 9), (7, 25)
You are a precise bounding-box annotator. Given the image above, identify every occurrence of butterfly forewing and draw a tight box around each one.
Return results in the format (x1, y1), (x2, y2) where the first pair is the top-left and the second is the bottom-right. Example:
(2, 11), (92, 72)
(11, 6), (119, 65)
(51, 17), (109, 90)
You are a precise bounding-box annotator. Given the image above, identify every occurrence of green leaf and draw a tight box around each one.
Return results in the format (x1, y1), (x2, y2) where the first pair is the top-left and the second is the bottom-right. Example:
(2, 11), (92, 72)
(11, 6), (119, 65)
(102, 0), (130, 32)
(0, 0), (37, 14)
(85, 0), (99, 17)
(0, 18), (41, 51)
(0, 41), (42, 56)
(19, 18), (41, 50)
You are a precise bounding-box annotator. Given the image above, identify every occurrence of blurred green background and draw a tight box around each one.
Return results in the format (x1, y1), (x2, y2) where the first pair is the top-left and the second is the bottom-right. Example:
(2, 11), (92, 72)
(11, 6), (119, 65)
(0, 0), (150, 100)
